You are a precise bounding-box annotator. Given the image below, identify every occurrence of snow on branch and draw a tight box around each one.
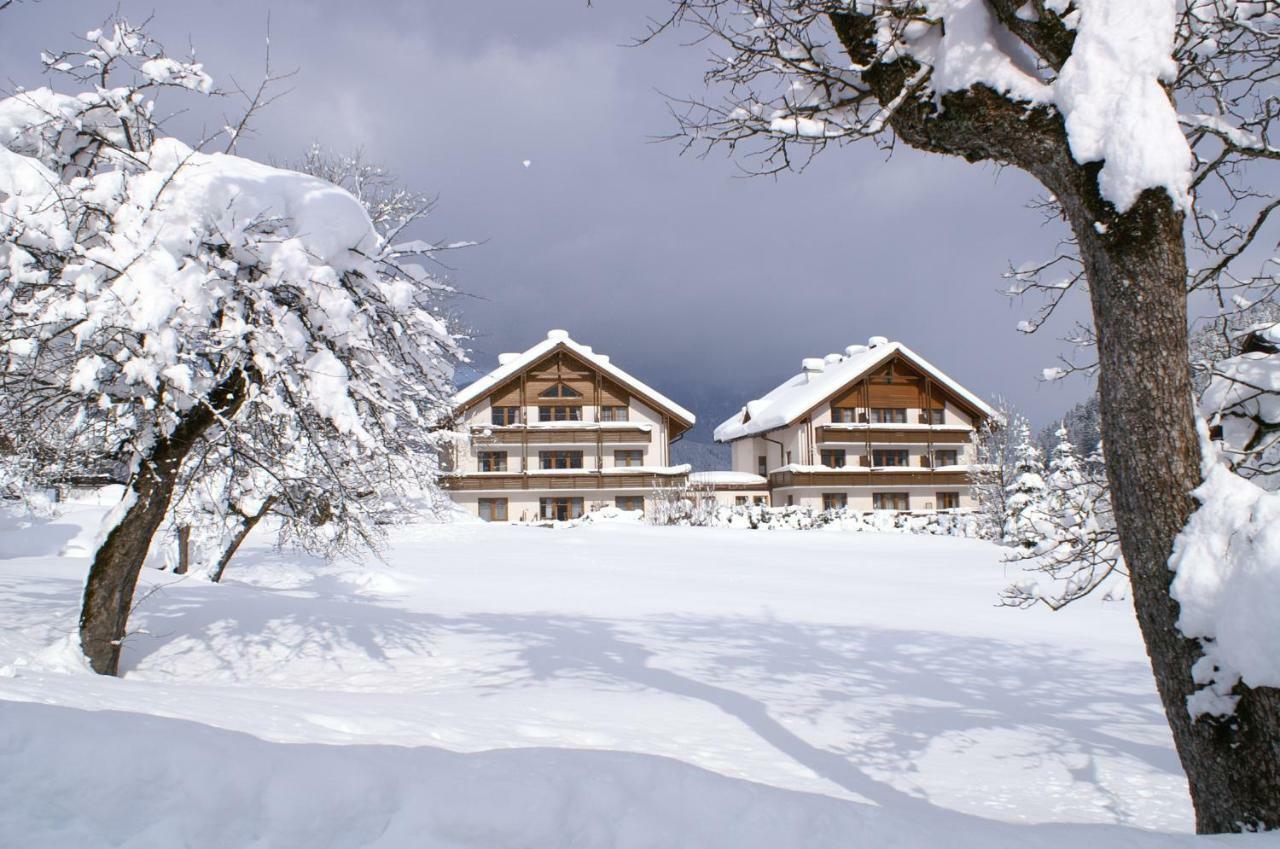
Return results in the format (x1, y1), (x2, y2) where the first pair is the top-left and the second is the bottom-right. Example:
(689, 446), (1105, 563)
(0, 17), (464, 547)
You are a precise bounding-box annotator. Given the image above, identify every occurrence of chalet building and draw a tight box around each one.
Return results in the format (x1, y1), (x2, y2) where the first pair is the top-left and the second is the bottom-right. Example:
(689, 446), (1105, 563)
(712, 337), (997, 511)
(443, 330), (696, 522)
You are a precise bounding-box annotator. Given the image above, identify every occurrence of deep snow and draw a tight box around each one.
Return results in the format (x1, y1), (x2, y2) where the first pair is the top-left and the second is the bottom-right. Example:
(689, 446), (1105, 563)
(0, 498), (1274, 848)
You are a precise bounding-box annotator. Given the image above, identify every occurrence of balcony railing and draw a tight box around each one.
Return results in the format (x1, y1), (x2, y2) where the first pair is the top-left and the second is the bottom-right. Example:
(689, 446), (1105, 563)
(768, 469), (971, 488)
(442, 470), (688, 491)
(815, 426), (971, 445)
(471, 425), (653, 445)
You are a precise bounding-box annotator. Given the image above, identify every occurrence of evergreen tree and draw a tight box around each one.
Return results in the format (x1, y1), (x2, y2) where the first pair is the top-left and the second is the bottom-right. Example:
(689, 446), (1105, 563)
(1001, 422), (1047, 549)
(1003, 428), (1125, 609)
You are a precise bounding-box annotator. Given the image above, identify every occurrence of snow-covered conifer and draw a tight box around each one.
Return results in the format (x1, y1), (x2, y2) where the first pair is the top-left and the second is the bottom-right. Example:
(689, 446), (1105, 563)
(969, 397), (1024, 539)
(1001, 422), (1047, 550)
(1002, 428), (1124, 609)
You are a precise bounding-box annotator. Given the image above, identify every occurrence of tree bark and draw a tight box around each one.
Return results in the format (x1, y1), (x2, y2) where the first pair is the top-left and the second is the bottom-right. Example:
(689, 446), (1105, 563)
(78, 369), (250, 676)
(173, 525), (191, 575)
(826, 11), (1280, 832)
(1076, 192), (1280, 834)
(209, 494), (276, 584)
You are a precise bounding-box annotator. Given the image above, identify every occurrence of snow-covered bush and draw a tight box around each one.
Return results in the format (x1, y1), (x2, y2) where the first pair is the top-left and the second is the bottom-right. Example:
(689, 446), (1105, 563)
(0, 19), (461, 673)
(655, 502), (982, 537)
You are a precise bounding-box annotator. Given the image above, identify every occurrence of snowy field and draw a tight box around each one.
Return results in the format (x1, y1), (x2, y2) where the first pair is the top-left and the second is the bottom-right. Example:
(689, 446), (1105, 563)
(0, 496), (1275, 848)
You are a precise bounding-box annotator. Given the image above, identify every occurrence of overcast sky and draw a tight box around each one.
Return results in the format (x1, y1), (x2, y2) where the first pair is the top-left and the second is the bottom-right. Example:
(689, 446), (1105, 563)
(0, 0), (1097, 432)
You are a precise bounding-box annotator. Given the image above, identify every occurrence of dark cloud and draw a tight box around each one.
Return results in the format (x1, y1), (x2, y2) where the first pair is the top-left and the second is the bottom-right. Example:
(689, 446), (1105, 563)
(0, 0), (1095, 433)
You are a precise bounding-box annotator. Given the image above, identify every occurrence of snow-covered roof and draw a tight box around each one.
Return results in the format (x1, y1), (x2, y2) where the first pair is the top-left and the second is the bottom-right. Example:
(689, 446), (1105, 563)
(714, 338), (997, 443)
(453, 330), (696, 426)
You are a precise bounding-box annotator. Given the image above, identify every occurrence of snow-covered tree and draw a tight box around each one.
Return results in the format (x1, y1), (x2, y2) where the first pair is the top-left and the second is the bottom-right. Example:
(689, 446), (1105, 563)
(0, 20), (461, 675)
(1035, 393), (1101, 461)
(1001, 422), (1047, 550)
(162, 146), (468, 583)
(968, 396), (1024, 539)
(652, 0), (1280, 828)
(1003, 427), (1123, 609)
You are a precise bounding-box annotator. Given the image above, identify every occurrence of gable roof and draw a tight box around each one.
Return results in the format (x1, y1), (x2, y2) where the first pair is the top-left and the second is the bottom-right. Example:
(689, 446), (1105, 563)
(714, 338), (997, 442)
(453, 330), (696, 426)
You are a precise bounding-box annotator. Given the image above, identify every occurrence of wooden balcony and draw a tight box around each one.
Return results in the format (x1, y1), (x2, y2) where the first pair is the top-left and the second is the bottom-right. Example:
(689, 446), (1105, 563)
(442, 470), (688, 491)
(471, 426), (652, 445)
(815, 426), (971, 445)
(768, 470), (971, 488)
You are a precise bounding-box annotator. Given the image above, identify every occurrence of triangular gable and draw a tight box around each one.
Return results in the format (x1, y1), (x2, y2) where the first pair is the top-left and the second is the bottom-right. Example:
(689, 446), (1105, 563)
(714, 342), (996, 442)
(453, 331), (696, 433)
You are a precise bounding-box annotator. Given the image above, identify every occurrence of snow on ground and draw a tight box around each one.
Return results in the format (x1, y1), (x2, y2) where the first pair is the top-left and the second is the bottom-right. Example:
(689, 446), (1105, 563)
(0, 497), (1274, 848)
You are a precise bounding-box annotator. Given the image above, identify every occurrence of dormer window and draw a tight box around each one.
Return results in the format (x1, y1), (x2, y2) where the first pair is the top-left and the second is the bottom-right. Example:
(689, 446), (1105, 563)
(539, 382), (582, 399)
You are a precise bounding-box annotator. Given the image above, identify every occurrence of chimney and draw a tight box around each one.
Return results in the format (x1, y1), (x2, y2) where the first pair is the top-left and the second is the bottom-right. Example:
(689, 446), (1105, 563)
(801, 357), (826, 382)
(497, 353), (519, 366)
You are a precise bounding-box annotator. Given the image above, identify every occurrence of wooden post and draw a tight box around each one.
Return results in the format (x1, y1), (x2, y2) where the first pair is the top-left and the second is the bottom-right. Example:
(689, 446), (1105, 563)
(174, 525), (191, 575)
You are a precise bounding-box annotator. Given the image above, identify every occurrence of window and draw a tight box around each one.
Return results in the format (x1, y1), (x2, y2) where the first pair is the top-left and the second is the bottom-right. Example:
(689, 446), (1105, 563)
(926, 408), (946, 425)
(757, 455), (768, 476)
(491, 406), (519, 426)
(478, 451), (507, 472)
(753, 496), (768, 506)
(873, 449), (909, 467)
(614, 450), (644, 467)
(616, 495), (645, 512)
(936, 492), (960, 510)
(735, 496), (749, 507)
(870, 408), (907, 424)
(540, 497), (584, 521)
(785, 450), (793, 464)
(933, 449), (959, 467)
(873, 492), (910, 511)
(831, 407), (859, 423)
(539, 450), (583, 470)
(822, 492), (848, 511)
(539, 405), (582, 422)
(820, 449), (846, 468)
(600, 406), (629, 422)
(539, 382), (582, 399)
(786, 495), (795, 507)
(478, 498), (508, 522)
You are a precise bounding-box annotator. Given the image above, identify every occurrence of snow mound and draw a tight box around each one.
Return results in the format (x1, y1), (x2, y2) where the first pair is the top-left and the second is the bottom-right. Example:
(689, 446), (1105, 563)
(1170, 461), (1280, 717)
(0, 701), (1259, 849)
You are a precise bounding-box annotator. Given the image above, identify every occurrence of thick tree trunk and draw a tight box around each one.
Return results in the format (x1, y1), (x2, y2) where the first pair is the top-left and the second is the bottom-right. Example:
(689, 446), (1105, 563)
(78, 455), (184, 675)
(209, 495), (275, 584)
(78, 370), (250, 676)
(1074, 192), (1280, 833)
(825, 12), (1280, 830)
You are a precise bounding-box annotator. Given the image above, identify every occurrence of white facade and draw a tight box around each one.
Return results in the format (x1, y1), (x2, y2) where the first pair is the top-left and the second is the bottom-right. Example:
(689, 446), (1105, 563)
(444, 331), (695, 522)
